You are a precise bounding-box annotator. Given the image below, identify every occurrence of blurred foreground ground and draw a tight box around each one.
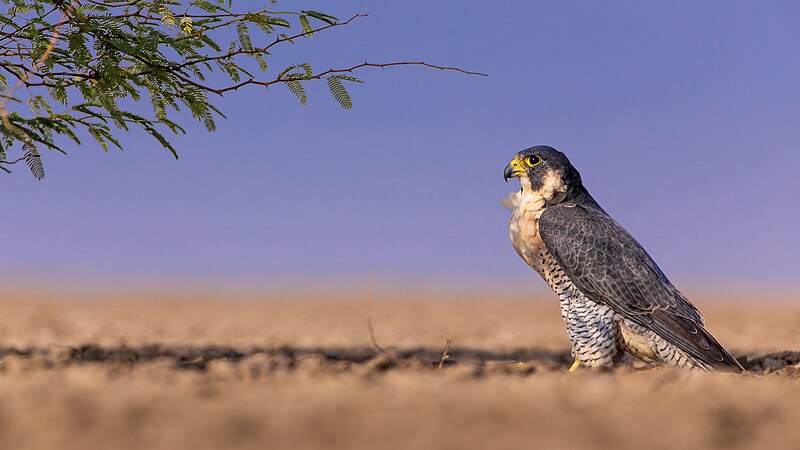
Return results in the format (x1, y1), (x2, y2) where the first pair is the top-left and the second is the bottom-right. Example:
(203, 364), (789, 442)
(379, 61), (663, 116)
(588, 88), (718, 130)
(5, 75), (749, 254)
(0, 288), (799, 450)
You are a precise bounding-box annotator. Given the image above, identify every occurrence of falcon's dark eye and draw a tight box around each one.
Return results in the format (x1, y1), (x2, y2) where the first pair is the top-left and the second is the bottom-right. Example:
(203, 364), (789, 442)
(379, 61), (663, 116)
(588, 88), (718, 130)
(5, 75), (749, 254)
(525, 155), (542, 167)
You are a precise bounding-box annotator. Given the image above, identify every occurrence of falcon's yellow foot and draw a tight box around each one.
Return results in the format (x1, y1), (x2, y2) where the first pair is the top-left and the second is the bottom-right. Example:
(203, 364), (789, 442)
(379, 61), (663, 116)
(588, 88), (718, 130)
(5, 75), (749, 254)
(569, 359), (580, 373)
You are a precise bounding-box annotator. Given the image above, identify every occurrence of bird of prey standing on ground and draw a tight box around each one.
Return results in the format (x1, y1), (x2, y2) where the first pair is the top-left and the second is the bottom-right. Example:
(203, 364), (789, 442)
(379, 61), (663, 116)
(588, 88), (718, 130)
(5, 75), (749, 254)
(503, 146), (743, 372)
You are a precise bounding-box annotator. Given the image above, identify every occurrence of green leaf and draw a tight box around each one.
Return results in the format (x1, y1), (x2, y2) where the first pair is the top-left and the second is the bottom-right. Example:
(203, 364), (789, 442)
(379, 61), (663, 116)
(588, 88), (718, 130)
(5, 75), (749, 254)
(279, 63), (313, 80)
(236, 21), (253, 51)
(144, 125), (178, 159)
(88, 127), (110, 152)
(193, 0), (221, 14)
(255, 53), (268, 72)
(328, 74), (363, 84)
(202, 110), (216, 132)
(46, 82), (68, 105)
(286, 80), (307, 105)
(248, 13), (274, 35)
(326, 77), (352, 109)
(299, 15), (313, 36)
(303, 11), (338, 25)
(268, 17), (291, 28)
(23, 142), (44, 180)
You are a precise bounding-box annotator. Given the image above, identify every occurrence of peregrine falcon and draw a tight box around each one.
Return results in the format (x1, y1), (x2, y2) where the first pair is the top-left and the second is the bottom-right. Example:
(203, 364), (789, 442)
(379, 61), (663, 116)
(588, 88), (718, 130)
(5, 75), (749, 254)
(503, 146), (743, 372)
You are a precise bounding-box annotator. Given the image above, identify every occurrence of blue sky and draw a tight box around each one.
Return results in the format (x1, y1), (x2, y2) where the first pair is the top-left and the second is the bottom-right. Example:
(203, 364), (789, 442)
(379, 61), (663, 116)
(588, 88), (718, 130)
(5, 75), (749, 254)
(2, 1), (799, 289)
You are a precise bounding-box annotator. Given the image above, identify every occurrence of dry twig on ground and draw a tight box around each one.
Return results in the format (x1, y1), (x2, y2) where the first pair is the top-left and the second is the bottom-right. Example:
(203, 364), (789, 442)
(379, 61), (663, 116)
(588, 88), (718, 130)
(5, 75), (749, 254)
(363, 273), (385, 353)
(438, 339), (452, 370)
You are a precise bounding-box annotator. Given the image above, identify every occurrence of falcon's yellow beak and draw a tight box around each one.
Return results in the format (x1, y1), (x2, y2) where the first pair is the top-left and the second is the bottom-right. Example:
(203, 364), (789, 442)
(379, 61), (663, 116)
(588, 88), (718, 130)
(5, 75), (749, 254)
(504, 158), (524, 182)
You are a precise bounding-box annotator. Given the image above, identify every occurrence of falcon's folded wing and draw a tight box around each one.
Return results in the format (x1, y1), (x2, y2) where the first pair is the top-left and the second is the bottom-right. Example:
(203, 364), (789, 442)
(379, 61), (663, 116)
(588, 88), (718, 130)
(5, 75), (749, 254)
(538, 202), (744, 372)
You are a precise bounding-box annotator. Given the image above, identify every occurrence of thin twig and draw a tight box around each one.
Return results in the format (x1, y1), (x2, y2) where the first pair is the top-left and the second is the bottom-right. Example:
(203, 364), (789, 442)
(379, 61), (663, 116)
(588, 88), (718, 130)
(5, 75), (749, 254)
(363, 273), (384, 353)
(0, 156), (25, 166)
(196, 60), (487, 96)
(438, 339), (452, 370)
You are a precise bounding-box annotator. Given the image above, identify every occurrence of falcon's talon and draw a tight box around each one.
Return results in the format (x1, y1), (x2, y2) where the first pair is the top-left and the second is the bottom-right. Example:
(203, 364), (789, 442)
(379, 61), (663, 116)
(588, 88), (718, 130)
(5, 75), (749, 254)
(504, 146), (745, 374)
(568, 360), (580, 373)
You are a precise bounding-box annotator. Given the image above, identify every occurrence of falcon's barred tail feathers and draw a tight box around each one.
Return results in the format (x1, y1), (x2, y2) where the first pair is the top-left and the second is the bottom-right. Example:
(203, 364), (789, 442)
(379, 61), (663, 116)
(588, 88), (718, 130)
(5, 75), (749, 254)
(648, 310), (744, 372)
(504, 145), (744, 373)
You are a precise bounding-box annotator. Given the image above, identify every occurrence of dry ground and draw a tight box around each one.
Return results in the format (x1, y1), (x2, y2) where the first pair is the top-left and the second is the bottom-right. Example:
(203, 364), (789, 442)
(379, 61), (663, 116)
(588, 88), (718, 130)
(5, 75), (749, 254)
(0, 288), (799, 450)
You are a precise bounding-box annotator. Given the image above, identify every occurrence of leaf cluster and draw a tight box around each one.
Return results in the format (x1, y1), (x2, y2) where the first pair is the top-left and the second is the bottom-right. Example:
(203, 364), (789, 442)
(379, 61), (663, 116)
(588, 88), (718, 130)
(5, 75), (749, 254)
(0, 0), (363, 178)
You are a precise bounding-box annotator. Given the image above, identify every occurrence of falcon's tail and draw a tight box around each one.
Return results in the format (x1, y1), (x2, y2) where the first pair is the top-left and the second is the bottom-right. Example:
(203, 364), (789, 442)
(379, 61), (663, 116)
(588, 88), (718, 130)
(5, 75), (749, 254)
(697, 327), (745, 373)
(700, 327), (747, 373)
(650, 311), (745, 373)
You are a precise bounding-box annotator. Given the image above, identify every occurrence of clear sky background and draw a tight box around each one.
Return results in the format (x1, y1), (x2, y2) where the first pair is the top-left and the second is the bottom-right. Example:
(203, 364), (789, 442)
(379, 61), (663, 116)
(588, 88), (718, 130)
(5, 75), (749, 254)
(2, 1), (799, 291)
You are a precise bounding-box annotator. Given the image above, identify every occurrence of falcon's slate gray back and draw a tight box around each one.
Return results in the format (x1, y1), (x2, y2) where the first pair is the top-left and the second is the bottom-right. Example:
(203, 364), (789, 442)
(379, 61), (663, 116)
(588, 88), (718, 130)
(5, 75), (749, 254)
(503, 146), (743, 372)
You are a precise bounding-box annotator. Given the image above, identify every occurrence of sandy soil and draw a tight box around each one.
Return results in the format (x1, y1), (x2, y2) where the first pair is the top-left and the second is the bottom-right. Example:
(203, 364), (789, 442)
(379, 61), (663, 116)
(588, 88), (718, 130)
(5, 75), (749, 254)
(0, 289), (799, 450)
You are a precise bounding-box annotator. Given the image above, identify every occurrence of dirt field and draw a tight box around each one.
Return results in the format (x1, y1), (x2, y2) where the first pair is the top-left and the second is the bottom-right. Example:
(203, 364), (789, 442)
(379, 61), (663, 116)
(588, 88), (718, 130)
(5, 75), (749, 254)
(0, 287), (799, 450)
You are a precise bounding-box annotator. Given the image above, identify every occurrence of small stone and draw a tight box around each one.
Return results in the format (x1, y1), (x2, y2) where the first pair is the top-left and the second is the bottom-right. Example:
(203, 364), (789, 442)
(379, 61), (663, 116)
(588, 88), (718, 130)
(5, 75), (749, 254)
(206, 360), (241, 380)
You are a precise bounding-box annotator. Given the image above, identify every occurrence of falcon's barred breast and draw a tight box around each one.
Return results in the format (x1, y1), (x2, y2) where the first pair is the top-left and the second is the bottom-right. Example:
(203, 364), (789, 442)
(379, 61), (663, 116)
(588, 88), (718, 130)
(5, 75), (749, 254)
(503, 146), (743, 372)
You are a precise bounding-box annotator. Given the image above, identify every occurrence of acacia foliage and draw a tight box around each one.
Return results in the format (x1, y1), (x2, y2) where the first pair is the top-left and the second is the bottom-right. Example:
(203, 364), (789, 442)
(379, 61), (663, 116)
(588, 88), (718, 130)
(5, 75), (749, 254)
(0, 0), (483, 179)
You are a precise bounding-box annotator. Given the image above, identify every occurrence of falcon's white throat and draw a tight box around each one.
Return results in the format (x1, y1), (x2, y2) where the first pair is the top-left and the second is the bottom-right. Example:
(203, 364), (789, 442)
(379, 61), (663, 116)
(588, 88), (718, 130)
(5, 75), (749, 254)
(505, 171), (569, 275)
(501, 172), (568, 212)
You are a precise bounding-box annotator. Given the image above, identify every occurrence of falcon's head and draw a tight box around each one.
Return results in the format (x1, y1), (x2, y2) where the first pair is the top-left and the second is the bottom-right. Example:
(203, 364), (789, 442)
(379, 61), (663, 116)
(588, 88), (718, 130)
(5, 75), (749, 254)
(503, 146), (584, 202)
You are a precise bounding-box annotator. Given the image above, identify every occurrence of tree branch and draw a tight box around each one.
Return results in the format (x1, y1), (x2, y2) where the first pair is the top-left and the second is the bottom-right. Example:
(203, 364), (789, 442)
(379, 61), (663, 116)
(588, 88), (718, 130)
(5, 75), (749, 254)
(208, 61), (487, 95)
(0, 3), (487, 180)
(0, 156), (26, 165)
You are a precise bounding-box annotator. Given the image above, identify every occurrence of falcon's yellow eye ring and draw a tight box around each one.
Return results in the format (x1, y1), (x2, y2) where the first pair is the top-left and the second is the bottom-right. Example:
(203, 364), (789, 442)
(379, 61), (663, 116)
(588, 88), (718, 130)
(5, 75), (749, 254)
(525, 155), (542, 167)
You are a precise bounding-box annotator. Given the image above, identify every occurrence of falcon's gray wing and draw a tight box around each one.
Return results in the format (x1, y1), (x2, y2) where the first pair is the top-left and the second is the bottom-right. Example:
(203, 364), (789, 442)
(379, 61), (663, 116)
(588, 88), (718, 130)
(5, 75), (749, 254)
(539, 202), (743, 371)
